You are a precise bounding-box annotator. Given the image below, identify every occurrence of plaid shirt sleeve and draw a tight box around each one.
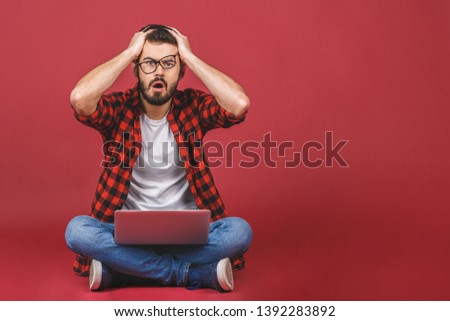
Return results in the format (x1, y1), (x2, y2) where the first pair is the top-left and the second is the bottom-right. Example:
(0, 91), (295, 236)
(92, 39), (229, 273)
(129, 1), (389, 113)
(195, 90), (248, 133)
(72, 91), (127, 136)
(193, 90), (248, 271)
(71, 91), (128, 276)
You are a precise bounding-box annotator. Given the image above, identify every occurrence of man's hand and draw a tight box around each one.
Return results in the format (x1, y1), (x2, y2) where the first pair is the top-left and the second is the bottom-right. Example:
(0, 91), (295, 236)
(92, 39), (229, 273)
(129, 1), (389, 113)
(166, 27), (193, 63)
(127, 30), (153, 60)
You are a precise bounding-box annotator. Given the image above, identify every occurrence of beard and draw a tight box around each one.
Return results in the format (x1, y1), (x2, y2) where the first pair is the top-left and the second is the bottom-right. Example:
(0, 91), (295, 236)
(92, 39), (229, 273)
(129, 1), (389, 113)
(138, 75), (179, 106)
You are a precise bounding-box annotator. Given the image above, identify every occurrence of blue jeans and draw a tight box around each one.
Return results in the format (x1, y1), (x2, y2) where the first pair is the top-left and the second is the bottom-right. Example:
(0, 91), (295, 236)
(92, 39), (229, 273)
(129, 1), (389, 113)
(65, 215), (252, 287)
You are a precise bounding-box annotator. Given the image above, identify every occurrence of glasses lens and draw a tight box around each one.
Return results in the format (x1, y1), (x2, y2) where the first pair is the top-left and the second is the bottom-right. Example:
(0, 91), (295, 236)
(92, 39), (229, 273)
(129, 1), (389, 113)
(140, 61), (157, 73)
(161, 57), (176, 69)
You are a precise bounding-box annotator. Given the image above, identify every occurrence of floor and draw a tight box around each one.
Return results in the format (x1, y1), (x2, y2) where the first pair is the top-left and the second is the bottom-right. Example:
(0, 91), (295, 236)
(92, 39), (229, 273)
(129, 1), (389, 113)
(2, 212), (450, 301)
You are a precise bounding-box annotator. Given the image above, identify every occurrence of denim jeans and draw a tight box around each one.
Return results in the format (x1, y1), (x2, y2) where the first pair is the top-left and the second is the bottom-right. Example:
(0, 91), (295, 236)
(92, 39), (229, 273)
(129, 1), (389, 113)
(65, 215), (252, 287)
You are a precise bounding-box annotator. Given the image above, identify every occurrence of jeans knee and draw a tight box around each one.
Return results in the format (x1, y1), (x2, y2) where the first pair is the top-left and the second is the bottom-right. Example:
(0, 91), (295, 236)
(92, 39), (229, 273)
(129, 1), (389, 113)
(229, 217), (253, 252)
(65, 215), (90, 252)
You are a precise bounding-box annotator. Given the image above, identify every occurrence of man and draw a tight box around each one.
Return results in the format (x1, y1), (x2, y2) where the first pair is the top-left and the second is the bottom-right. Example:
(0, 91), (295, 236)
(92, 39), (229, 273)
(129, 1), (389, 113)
(65, 24), (252, 292)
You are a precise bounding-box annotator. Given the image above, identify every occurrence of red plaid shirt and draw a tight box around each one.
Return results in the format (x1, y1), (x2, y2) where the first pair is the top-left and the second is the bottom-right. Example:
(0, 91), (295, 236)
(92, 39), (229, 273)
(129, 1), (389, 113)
(72, 83), (247, 276)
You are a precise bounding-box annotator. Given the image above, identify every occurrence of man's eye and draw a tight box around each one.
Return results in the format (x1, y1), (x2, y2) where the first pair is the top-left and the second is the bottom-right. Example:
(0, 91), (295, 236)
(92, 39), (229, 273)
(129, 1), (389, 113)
(145, 61), (156, 66)
(162, 60), (175, 67)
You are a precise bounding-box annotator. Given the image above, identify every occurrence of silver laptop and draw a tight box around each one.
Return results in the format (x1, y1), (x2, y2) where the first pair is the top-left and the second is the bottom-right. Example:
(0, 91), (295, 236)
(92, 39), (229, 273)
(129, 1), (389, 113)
(114, 209), (211, 245)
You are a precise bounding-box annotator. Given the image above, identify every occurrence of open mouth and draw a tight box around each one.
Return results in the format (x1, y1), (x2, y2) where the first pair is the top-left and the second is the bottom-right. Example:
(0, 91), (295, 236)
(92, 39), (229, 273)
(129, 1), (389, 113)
(151, 81), (165, 90)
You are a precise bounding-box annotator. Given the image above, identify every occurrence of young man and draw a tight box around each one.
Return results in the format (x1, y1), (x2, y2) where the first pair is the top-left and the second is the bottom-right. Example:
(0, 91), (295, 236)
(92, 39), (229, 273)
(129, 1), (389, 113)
(65, 24), (252, 292)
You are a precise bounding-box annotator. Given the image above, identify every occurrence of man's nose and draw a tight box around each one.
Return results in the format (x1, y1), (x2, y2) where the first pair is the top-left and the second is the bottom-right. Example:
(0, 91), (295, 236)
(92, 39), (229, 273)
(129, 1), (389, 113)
(154, 63), (165, 76)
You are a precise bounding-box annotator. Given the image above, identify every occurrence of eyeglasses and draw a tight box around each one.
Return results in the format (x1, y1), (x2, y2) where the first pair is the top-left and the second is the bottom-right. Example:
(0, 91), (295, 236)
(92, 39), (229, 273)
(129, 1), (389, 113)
(137, 54), (178, 74)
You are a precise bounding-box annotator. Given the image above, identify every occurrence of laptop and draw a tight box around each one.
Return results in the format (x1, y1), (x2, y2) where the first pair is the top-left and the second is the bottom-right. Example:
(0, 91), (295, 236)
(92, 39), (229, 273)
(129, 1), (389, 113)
(114, 209), (211, 245)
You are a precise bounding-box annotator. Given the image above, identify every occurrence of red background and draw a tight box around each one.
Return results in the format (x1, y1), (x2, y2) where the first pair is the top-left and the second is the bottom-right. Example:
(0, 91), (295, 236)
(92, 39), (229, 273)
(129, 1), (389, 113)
(1, 0), (450, 300)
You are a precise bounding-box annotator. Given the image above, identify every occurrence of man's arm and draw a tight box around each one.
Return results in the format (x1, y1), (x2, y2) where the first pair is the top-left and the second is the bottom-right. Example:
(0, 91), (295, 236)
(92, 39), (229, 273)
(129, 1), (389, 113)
(70, 31), (149, 116)
(167, 27), (250, 118)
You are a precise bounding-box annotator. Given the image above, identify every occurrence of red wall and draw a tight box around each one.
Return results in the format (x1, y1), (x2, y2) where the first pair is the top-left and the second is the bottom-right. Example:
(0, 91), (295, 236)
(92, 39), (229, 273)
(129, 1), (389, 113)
(1, 0), (450, 299)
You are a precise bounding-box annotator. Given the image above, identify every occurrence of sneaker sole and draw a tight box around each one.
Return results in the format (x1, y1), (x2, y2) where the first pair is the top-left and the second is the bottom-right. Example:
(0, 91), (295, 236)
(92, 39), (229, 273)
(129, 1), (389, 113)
(217, 258), (234, 292)
(89, 259), (102, 291)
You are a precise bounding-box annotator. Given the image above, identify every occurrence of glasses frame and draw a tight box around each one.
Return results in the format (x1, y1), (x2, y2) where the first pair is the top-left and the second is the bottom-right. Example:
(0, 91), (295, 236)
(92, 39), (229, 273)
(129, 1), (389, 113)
(136, 54), (179, 74)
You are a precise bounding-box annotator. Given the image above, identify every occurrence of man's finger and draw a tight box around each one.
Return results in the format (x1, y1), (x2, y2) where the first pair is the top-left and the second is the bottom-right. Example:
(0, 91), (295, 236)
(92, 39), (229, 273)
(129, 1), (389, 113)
(166, 28), (177, 35)
(167, 26), (182, 36)
(167, 29), (181, 40)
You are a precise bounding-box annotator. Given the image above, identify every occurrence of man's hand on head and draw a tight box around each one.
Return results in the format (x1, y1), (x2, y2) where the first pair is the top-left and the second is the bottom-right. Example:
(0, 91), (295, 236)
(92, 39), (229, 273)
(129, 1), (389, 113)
(126, 30), (153, 60)
(166, 27), (193, 64)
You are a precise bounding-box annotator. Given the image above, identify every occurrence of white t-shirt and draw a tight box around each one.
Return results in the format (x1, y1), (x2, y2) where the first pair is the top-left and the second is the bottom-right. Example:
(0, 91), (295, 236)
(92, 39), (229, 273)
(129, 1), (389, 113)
(122, 112), (198, 210)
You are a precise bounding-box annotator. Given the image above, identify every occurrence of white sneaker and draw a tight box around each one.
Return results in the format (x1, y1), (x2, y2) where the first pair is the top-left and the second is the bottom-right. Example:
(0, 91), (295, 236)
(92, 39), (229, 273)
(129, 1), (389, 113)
(216, 258), (234, 292)
(89, 259), (103, 291)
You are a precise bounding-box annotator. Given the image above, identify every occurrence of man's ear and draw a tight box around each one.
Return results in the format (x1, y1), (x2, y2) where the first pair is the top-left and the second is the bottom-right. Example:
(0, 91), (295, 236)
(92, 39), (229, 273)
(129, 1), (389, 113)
(131, 62), (138, 77)
(179, 62), (186, 79)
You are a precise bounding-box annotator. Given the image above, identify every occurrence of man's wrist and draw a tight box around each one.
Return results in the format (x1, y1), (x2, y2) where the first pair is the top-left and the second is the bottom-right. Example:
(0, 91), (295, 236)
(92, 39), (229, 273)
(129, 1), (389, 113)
(122, 48), (139, 62)
(182, 51), (199, 70)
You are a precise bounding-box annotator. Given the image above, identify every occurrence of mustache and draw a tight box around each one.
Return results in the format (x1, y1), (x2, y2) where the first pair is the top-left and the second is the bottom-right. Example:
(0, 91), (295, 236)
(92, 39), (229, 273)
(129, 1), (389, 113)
(148, 77), (167, 89)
